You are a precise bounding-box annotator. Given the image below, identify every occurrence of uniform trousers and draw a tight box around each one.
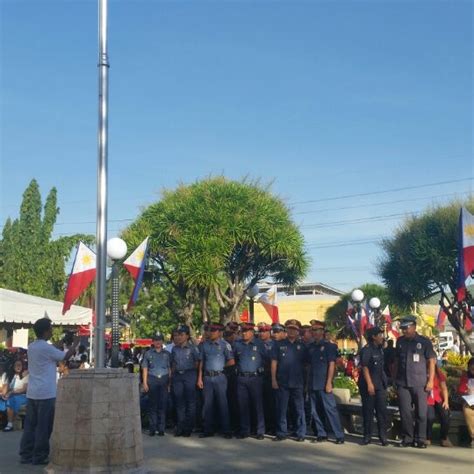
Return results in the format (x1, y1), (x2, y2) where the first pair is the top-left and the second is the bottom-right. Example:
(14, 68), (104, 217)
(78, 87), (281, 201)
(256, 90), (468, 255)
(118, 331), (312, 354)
(19, 398), (55, 463)
(310, 390), (344, 439)
(262, 374), (276, 433)
(148, 374), (169, 432)
(275, 386), (306, 438)
(237, 375), (265, 436)
(203, 374), (231, 434)
(397, 385), (428, 443)
(172, 371), (197, 434)
(359, 386), (388, 441)
(427, 403), (450, 441)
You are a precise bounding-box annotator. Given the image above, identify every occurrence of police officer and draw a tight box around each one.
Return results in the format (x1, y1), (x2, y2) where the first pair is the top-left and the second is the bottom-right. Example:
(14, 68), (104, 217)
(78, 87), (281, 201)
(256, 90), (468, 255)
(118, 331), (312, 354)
(308, 320), (344, 444)
(271, 319), (307, 442)
(171, 325), (200, 437)
(142, 334), (171, 436)
(197, 323), (235, 438)
(358, 326), (389, 446)
(257, 323), (276, 434)
(223, 327), (239, 434)
(393, 315), (435, 448)
(233, 323), (266, 439)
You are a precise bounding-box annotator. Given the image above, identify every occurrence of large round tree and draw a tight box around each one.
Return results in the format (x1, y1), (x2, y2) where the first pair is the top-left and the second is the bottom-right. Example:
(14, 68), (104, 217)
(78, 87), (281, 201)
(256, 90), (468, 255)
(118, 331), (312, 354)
(123, 177), (308, 325)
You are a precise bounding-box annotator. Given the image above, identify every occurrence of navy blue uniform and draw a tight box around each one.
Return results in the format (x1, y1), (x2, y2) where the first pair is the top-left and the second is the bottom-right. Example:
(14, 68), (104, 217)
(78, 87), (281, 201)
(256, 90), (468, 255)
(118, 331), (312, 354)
(142, 348), (171, 433)
(171, 342), (200, 435)
(200, 339), (234, 435)
(261, 339), (276, 434)
(308, 340), (344, 440)
(395, 334), (436, 444)
(271, 339), (307, 438)
(234, 338), (266, 436)
(358, 343), (388, 443)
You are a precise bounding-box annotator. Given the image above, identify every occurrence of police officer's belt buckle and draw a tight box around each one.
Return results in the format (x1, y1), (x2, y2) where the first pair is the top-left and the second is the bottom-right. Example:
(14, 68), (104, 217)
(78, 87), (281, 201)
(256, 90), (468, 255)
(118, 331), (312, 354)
(205, 370), (223, 376)
(239, 371), (260, 377)
(177, 370), (186, 375)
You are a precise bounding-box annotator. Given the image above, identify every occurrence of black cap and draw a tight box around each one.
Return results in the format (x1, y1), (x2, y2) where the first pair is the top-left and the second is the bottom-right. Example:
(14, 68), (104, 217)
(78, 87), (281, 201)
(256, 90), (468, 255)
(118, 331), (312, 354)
(366, 326), (383, 339)
(271, 323), (285, 332)
(176, 325), (190, 335)
(151, 333), (164, 341)
(399, 315), (417, 328)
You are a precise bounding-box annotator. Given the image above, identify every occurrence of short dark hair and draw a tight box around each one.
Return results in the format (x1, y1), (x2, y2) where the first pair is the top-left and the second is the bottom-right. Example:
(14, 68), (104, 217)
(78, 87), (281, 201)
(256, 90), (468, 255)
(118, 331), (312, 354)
(33, 318), (52, 338)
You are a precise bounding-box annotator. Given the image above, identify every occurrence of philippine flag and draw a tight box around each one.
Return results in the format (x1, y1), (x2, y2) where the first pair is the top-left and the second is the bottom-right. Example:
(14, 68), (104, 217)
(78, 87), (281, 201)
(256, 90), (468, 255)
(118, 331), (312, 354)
(347, 314), (359, 338)
(257, 285), (279, 323)
(124, 237), (149, 310)
(436, 306), (448, 329)
(62, 242), (96, 314)
(382, 305), (392, 325)
(457, 207), (474, 301)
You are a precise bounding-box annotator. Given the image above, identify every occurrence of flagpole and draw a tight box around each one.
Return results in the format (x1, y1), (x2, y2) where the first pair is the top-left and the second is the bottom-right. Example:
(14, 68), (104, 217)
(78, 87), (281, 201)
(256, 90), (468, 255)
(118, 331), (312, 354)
(95, 0), (109, 367)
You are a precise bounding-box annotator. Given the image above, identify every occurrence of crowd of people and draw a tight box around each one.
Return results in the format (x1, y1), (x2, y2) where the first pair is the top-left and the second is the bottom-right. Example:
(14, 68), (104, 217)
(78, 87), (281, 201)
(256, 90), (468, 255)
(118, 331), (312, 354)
(2, 315), (474, 466)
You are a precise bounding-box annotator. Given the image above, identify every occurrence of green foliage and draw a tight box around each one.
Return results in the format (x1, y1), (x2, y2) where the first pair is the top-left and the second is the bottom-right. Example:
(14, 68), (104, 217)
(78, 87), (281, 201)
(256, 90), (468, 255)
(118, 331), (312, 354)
(123, 177), (308, 324)
(325, 283), (403, 340)
(378, 198), (474, 353)
(446, 352), (471, 367)
(0, 179), (94, 300)
(333, 375), (359, 397)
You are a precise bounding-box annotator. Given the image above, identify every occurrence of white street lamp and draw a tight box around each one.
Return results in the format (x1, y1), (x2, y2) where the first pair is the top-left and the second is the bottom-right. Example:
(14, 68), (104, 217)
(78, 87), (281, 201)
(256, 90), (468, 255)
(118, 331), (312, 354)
(351, 289), (364, 303)
(107, 237), (127, 367)
(369, 297), (381, 310)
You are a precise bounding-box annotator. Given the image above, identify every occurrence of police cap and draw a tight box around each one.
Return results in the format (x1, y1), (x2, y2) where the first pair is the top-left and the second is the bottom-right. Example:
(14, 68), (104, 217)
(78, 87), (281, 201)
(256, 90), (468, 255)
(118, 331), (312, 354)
(399, 315), (417, 328)
(285, 319), (301, 329)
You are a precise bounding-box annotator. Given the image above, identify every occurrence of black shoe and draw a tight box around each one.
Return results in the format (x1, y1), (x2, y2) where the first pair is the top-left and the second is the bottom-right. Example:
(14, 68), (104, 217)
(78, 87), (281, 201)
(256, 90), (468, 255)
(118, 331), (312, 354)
(157, 431), (165, 436)
(399, 441), (413, 448)
(415, 441), (427, 449)
(316, 436), (328, 442)
(380, 440), (389, 446)
(199, 433), (214, 438)
(32, 458), (49, 465)
(255, 434), (264, 440)
(182, 432), (191, 437)
(174, 430), (183, 437)
(223, 433), (233, 439)
(20, 458), (32, 465)
(362, 438), (371, 445)
(236, 434), (249, 439)
(335, 438), (345, 445)
(296, 437), (305, 442)
(273, 435), (287, 441)
(148, 430), (156, 437)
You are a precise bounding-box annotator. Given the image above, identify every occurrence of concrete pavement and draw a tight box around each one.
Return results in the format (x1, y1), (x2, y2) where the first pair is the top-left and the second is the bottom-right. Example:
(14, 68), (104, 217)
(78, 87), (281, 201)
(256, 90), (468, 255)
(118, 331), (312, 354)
(0, 430), (472, 473)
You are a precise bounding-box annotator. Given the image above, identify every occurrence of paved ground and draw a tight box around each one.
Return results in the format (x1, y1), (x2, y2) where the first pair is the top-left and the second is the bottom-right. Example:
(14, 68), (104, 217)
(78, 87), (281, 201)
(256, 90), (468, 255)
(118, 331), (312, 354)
(0, 430), (472, 473)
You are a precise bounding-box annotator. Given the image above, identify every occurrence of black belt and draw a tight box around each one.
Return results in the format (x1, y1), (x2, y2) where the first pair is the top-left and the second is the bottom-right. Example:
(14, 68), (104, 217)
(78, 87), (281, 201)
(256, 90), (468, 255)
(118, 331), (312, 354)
(238, 371), (262, 377)
(175, 369), (195, 375)
(204, 370), (223, 376)
(149, 374), (169, 379)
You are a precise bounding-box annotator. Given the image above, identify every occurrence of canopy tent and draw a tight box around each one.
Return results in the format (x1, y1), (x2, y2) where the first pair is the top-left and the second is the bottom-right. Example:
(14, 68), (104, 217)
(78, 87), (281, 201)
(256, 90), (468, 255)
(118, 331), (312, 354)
(0, 288), (92, 326)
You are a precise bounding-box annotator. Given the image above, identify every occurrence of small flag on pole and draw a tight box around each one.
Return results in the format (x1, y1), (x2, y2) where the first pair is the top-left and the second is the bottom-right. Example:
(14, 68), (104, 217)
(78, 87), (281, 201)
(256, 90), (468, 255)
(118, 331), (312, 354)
(257, 285), (279, 323)
(436, 307), (447, 329)
(124, 237), (149, 310)
(457, 207), (474, 301)
(62, 242), (96, 314)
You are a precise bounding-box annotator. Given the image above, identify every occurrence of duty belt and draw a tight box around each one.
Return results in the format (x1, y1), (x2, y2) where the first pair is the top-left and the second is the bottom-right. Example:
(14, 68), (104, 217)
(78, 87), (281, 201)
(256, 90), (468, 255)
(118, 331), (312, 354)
(238, 371), (262, 377)
(175, 369), (196, 375)
(204, 370), (224, 376)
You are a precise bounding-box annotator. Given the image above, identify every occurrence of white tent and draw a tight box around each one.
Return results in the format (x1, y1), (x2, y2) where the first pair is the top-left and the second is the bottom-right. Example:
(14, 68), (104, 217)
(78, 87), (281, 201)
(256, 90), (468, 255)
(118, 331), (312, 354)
(0, 288), (92, 326)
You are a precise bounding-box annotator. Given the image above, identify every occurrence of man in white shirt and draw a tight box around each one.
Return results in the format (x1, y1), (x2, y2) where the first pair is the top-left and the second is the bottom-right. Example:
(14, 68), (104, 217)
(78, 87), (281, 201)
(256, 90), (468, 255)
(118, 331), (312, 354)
(19, 318), (78, 465)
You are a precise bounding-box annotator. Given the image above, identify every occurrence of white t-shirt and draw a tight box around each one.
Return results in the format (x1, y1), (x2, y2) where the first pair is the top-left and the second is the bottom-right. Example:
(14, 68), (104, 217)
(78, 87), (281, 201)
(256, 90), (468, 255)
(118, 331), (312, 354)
(10, 374), (28, 392)
(27, 339), (65, 400)
(0, 373), (7, 386)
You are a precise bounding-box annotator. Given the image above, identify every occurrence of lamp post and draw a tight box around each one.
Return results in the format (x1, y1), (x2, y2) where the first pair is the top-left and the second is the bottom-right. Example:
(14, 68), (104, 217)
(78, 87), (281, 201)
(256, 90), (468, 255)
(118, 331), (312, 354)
(247, 284), (260, 324)
(107, 237), (127, 368)
(369, 296), (382, 331)
(351, 288), (364, 349)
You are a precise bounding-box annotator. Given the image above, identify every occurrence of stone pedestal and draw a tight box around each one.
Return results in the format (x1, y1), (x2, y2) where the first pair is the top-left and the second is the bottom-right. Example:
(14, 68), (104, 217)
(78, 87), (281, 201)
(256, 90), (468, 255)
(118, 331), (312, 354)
(46, 369), (144, 473)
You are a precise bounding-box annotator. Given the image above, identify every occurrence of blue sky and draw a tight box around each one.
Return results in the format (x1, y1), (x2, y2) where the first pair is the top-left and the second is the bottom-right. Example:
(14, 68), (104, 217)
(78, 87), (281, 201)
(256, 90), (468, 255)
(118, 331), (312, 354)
(1, 0), (473, 292)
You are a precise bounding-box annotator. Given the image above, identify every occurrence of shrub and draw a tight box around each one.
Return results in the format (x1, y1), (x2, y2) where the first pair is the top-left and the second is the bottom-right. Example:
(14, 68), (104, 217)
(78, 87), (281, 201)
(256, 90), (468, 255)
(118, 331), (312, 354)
(333, 376), (359, 397)
(446, 352), (471, 367)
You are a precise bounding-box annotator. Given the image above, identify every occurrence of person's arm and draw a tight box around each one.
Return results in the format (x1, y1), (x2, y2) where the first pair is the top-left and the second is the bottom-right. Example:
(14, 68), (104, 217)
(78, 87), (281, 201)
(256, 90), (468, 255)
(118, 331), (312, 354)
(142, 367), (149, 392)
(224, 342), (235, 367)
(425, 357), (436, 392)
(362, 367), (375, 396)
(440, 379), (449, 410)
(197, 360), (204, 389)
(325, 361), (335, 393)
(271, 359), (279, 390)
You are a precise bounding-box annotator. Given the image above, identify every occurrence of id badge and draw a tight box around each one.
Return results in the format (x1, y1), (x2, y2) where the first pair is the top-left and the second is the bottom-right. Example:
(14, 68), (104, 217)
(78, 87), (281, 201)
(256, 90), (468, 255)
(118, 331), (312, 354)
(413, 354), (420, 363)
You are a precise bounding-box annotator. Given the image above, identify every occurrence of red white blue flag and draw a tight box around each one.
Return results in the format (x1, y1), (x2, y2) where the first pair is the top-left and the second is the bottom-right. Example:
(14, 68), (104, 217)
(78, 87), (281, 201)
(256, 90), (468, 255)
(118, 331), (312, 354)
(457, 207), (474, 301)
(436, 306), (447, 329)
(124, 237), (149, 310)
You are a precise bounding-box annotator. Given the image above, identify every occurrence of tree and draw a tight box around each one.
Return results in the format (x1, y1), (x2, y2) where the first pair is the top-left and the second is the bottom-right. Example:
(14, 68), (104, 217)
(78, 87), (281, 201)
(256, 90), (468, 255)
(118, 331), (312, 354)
(123, 177), (309, 325)
(0, 179), (94, 300)
(378, 199), (474, 354)
(325, 283), (403, 347)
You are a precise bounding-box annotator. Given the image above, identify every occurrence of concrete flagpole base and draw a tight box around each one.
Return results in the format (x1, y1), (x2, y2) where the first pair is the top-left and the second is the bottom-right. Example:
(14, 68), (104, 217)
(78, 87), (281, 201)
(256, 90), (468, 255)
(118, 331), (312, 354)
(46, 369), (145, 473)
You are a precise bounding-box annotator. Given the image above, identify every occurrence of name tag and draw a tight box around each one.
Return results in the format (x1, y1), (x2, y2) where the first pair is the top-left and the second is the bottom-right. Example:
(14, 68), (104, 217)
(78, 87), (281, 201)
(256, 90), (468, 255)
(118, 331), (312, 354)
(413, 354), (420, 362)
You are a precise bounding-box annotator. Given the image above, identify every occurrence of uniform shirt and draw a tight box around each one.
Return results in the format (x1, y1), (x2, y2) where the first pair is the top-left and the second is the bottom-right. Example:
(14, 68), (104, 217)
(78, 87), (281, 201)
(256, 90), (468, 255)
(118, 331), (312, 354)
(171, 342), (200, 372)
(27, 339), (66, 400)
(233, 338), (266, 373)
(359, 343), (387, 390)
(395, 334), (436, 387)
(271, 338), (307, 388)
(307, 339), (338, 391)
(142, 348), (171, 378)
(200, 339), (234, 372)
(9, 374), (29, 392)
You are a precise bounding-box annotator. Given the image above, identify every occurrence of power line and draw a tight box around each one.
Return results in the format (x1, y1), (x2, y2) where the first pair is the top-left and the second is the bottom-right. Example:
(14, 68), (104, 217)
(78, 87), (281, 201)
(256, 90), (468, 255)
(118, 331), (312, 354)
(291, 177), (473, 206)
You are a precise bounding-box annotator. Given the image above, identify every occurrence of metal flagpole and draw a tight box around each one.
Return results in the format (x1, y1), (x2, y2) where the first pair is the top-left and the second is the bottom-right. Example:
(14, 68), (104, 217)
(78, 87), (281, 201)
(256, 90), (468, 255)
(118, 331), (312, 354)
(95, 0), (109, 367)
